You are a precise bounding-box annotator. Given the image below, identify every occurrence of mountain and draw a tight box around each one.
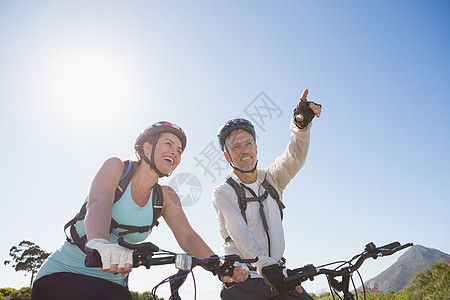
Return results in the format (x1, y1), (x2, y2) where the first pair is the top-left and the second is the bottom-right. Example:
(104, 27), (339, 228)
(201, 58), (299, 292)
(364, 245), (450, 293)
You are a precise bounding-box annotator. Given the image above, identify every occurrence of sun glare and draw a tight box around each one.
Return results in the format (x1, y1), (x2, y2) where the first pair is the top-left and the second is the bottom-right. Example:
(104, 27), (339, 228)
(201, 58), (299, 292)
(40, 47), (135, 126)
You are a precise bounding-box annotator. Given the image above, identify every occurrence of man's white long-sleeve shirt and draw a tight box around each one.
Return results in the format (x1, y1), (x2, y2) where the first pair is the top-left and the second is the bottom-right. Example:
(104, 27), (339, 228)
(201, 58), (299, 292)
(212, 119), (311, 275)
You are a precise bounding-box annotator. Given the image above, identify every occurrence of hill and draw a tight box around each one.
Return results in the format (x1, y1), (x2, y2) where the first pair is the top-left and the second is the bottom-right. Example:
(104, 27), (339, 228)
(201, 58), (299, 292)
(364, 244), (450, 292)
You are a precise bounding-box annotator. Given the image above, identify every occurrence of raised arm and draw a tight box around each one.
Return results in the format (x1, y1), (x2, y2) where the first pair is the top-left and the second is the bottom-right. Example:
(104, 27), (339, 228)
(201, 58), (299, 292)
(266, 88), (322, 190)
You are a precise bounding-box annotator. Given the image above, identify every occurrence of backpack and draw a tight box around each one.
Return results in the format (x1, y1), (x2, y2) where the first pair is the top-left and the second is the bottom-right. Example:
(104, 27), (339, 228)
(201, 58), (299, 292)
(64, 160), (163, 253)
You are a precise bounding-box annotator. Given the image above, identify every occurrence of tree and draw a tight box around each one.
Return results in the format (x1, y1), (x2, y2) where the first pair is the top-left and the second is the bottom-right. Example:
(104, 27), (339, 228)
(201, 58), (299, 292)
(4, 240), (51, 287)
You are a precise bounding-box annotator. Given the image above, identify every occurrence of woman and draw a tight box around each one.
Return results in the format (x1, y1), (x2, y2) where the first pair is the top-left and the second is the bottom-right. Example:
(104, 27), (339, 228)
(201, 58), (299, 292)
(32, 121), (248, 300)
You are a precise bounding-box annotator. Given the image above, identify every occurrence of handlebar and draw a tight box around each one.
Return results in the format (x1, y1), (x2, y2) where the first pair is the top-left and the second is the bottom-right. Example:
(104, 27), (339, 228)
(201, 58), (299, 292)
(291, 241), (413, 282)
(85, 237), (258, 277)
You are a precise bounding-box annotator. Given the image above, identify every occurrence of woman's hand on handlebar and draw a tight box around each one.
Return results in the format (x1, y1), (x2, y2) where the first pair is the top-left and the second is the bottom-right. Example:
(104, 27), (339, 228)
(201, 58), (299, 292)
(85, 238), (133, 278)
(102, 261), (133, 279)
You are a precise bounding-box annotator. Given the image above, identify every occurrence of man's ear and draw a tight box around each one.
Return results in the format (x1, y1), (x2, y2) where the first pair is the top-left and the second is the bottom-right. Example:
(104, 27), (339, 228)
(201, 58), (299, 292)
(223, 151), (232, 163)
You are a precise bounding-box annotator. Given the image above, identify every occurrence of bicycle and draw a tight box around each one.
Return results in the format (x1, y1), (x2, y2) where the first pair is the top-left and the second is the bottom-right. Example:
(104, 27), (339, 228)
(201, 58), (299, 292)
(289, 241), (413, 300)
(84, 236), (258, 300)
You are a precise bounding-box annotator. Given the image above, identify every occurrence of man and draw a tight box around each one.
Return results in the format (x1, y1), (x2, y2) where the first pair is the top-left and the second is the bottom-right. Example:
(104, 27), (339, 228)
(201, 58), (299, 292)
(213, 88), (322, 299)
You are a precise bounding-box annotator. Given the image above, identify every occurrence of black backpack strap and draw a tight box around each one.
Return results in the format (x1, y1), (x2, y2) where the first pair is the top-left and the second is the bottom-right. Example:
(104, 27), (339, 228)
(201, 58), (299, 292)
(226, 176), (248, 223)
(64, 200), (89, 252)
(151, 183), (163, 228)
(109, 219), (153, 235)
(69, 223), (88, 252)
(114, 160), (135, 203)
(261, 175), (285, 220)
(241, 185), (270, 232)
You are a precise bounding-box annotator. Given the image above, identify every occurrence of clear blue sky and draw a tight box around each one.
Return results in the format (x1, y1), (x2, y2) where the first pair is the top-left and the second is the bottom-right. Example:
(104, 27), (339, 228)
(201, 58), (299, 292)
(1, 0), (449, 298)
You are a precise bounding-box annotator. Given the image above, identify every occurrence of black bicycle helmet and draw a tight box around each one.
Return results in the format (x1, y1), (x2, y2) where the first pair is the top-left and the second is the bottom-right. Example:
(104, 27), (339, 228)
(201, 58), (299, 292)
(217, 118), (258, 173)
(134, 121), (187, 177)
(217, 118), (256, 151)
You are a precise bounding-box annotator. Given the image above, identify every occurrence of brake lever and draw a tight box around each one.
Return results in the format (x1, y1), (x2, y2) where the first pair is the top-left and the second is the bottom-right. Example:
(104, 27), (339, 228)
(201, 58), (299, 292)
(117, 237), (160, 269)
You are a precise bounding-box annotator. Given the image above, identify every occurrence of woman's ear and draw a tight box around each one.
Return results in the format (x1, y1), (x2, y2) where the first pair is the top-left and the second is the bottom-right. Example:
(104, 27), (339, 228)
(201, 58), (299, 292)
(143, 141), (153, 156)
(223, 151), (232, 163)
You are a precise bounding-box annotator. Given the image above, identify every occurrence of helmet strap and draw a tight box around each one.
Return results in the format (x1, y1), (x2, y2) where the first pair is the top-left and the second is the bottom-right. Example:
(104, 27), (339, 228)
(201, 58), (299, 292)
(225, 145), (258, 174)
(142, 133), (169, 178)
(230, 161), (258, 173)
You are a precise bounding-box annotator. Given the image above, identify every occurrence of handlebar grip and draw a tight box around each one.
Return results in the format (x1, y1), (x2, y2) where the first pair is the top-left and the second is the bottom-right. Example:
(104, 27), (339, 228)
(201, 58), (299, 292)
(379, 242), (414, 257)
(85, 248), (102, 268)
(393, 243), (414, 252)
(378, 242), (401, 250)
(290, 264), (317, 282)
(290, 268), (318, 282)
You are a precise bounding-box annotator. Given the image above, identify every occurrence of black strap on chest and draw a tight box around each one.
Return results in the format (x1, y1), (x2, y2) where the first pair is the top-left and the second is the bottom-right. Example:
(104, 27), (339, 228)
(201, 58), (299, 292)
(225, 175), (285, 256)
(261, 177), (285, 219)
(64, 160), (164, 253)
(226, 175), (284, 224)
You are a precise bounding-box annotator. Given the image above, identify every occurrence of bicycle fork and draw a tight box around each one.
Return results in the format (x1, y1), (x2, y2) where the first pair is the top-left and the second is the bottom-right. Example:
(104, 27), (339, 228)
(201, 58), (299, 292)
(329, 274), (356, 300)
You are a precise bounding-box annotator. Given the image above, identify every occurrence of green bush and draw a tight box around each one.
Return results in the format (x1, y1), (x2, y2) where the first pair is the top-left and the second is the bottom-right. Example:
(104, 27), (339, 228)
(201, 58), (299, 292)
(131, 290), (165, 300)
(0, 287), (31, 300)
(400, 261), (450, 300)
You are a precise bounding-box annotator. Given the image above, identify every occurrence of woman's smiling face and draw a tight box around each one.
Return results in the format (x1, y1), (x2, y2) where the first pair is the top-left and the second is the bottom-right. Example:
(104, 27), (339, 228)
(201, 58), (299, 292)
(145, 132), (183, 174)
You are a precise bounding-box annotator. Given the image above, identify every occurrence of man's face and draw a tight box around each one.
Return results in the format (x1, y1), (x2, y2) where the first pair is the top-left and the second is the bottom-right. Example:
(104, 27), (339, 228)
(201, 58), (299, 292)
(224, 129), (257, 172)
